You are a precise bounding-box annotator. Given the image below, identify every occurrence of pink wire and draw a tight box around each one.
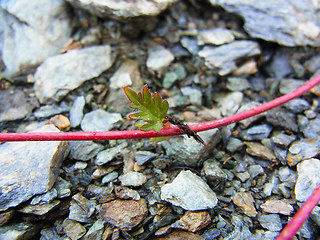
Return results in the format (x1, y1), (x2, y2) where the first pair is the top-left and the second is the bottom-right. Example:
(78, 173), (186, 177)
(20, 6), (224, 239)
(0, 73), (320, 141)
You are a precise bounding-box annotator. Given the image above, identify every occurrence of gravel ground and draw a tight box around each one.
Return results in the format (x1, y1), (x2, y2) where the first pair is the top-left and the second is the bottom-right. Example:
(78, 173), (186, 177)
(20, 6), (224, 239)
(1, 0), (320, 239)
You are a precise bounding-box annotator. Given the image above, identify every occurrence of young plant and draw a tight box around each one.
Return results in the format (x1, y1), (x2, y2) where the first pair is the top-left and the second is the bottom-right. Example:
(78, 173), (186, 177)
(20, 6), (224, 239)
(123, 86), (206, 145)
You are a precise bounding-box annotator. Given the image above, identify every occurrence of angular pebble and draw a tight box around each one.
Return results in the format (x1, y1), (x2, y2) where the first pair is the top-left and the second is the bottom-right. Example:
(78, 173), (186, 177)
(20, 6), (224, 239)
(119, 171), (147, 187)
(99, 199), (148, 231)
(81, 109), (122, 132)
(287, 138), (320, 166)
(147, 44), (174, 76)
(284, 98), (310, 114)
(0, 124), (69, 211)
(244, 142), (276, 162)
(271, 133), (296, 149)
(266, 109), (298, 132)
(69, 141), (103, 161)
(161, 170), (218, 210)
(197, 28), (234, 45)
(233, 192), (257, 217)
(303, 117), (320, 138)
(295, 158), (320, 202)
(240, 124), (272, 141)
(62, 219), (86, 240)
(95, 142), (128, 165)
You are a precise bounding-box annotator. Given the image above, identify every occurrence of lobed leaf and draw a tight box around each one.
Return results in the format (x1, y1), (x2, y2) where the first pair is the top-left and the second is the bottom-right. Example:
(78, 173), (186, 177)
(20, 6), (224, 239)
(123, 86), (169, 132)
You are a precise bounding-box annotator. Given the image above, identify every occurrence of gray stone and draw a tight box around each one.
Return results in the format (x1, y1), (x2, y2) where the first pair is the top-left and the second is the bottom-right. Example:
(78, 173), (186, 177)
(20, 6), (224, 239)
(216, 92), (243, 116)
(279, 79), (305, 95)
(235, 172), (250, 182)
(62, 219), (86, 240)
(95, 142), (128, 165)
(284, 98), (310, 114)
(271, 133), (296, 149)
(279, 167), (297, 188)
(303, 117), (320, 138)
(0, 0), (72, 76)
(202, 159), (228, 180)
(197, 28), (234, 45)
(181, 37), (200, 55)
(265, 51), (293, 78)
(226, 77), (250, 92)
(198, 40), (260, 76)
(287, 138), (320, 166)
(258, 214), (282, 232)
(70, 96), (86, 128)
(40, 227), (65, 240)
(209, 0), (320, 47)
(305, 55), (320, 73)
(102, 172), (119, 184)
(81, 109), (122, 132)
(266, 109), (298, 132)
(295, 158), (320, 202)
(66, 0), (177, 20)
(161, 129), (220, 166)
(240, 124), (273, 141)
(146, 44), (174, 76)
(82, 219), (105, 240)
(227, 137), (243, 153)
(263, 171), (280, 196)
(310, 206), (320, 226)
(119, 171), (147, 187)
(181, 87), (202, 106)
(18, 200), (60, 216)
(248, 165), (264, 179)
(237, 102), (265, 129)
(0, 87), (38, 122)
(163, 71), (179, 89)
(30, 188), (58, 205)
(34, 45), (114, 103)
(69, 193), (96, 223)
(69, 141), (104, 161)
(0, 222), (40, 240)
(33, 102), (70, 119)
(53, 177), (71, 198)
(109, 60), (142, 90)
(161, 170), (218, 210)
(297, 218), (316, 239)
(135, 151), (157, 166)
(0, 124), (69, 211)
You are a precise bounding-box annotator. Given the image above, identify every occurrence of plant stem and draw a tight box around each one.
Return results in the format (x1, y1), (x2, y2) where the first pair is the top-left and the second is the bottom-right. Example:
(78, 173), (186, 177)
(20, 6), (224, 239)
(276, 184), (320, 240)
(1, 74), (320, 142)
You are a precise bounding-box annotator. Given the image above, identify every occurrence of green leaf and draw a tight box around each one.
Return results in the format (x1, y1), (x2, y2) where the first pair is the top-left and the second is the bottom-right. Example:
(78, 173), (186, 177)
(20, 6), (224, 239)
(124, 86), (169, 132)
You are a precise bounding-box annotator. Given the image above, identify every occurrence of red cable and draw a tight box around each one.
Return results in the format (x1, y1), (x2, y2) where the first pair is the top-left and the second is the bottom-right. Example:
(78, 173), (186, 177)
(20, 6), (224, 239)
(1, 73), (320, 142)
(276, 184), (320, 240)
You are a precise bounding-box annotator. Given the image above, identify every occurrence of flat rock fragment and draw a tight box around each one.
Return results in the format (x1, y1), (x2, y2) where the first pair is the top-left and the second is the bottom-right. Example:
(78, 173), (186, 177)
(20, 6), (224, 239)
(233, 192), (257, 217)
(34, 45), (114, 103)
(0, 124), (70, 211)
(261, 200), (293, 215)
(161, 171), (218, 211)
(171, 211), (211, 232)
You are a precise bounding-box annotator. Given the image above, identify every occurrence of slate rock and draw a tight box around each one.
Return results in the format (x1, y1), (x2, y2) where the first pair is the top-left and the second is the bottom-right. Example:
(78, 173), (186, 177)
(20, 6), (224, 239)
(181, 37), (200, 55)
(226, 77), (250, 92)
(161, 170), (218, 210)
(0, 124), (69, 211)
(82, 219), (105, 240)
(279, 79), (305, 95)
(303, 116), (320, 138)
(244, 142), (276, 162)
(34, 102), (70, 119)
(66, 0), (177, 20)
(0, 0), (72, 76)
(99, 198), (148, 231)
(70, 96), (86, 128)
(264, 50), (293, 78)
(0, 209), (14, 226)
(226, 137), (243, 153)
(34, 45), (114, 103)
(18, 200), (60, 216)
(295, 158), (320, 202)
(202, 159), (228, 180)
(209, 0), (320, 47)
(271, 133), (296, 149)
(30, 188), (58, 205)
(287, 138), (320, 166)
(69, 141), (103, 161)
(216, 92), (243, 117)
(258, 214), (282, 232)
(69, 193), (96, 223)
(152, 230), (205, 240)
(237, 102), (265, 129)
(198, 40), (260, 76)
(233, 192), (257, 217)
(102, 172), (119, 184)
(248, 165), (264, 179)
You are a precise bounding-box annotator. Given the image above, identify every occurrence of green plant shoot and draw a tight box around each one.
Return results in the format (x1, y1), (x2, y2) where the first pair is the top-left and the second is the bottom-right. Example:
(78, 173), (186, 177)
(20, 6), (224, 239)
(123, 86), (169, 132)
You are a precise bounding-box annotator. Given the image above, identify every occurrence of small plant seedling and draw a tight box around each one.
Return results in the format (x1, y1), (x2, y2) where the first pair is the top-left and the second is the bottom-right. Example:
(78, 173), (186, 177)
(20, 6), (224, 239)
(123, 86), (206, 145)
